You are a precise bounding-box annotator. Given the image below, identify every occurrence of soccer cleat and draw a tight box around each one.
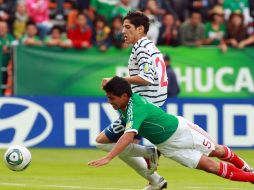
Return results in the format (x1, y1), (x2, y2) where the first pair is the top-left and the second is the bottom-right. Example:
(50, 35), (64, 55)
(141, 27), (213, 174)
(147, 146), (159, 174)
(241, 160), (254, 173)
(143, 177), (168, 190)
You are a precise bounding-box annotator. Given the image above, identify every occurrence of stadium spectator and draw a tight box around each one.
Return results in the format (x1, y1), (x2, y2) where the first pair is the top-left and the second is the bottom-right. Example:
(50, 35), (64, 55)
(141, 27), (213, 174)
(188, 0), (218, 22)
(26, 0), (52, 39)
(143, 8), (161, 44)
(88, 0), (118, 22)
(44, 25), (71, 48)
(223, 0), (252, 26)
(139, 0), (176, 21)
(142, 0), (165, 22)
(67, 1), (93, 29)
(54, 0), (64, 21)
(92, 15), (111, 52)
(157, 12), (180, 46)
(180, 11), (205, 47)
(20, 22), (42, 46)
(238, 33), (254, 48)
(89, 76), (254, 185)
(170, 0), (190, 22)
(110, 15), (126, 49)
(224, 11), (248, 50)
(12, 0), (28, 39)
(67, 13), (92, 49)
(112, 0), (132, 18)
(0, 21), (16, 93)
(0, 0), (11, 22)
(164, 55), (180, 97)
(203, 5), (227, 52)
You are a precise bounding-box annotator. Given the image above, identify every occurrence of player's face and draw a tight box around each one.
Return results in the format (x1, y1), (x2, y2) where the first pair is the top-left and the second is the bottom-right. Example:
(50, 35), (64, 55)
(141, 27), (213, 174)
(106, 92), (128, 110)
(122, 19), (141, 45)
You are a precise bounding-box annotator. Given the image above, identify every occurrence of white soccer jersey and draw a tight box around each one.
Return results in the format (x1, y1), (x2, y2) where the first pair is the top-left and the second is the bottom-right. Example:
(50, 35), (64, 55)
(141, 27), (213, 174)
(128, 37), (168, 106)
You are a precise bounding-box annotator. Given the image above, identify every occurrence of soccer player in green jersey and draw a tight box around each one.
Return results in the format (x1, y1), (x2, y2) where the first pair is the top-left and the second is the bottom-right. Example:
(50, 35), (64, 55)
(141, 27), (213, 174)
(89, 76), (254, 184)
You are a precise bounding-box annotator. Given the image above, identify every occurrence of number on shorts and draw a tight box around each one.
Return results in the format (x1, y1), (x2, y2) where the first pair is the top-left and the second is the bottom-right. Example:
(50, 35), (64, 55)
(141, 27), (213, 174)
(203, 139), (212, 149)
(110, 119), (125, 134)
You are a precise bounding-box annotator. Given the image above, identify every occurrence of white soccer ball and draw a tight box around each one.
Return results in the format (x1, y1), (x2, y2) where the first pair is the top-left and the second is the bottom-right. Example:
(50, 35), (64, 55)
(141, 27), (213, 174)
(4, 145), (32, 171)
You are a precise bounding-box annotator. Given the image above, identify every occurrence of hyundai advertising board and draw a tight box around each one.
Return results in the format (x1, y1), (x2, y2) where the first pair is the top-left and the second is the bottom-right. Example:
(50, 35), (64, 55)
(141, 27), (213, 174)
(0, 97), (253, 148)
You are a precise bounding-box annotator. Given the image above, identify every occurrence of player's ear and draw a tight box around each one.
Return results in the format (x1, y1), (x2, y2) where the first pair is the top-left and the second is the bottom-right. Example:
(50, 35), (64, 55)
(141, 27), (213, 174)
(137, 25), (145, 34)
(122, 93), (129, 100)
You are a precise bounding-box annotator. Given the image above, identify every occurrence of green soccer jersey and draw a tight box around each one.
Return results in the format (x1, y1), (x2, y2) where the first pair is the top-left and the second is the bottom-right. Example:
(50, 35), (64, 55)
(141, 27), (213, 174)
(119, 93), (178, 144)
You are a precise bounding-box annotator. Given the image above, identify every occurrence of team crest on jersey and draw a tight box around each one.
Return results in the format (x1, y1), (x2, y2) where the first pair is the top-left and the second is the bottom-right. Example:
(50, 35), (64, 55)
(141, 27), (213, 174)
(143, 63), (150, 73)
(126, 121), (133, 130)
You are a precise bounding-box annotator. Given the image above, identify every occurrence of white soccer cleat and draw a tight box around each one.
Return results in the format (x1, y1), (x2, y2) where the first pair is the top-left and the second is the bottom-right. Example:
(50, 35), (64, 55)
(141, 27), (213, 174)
(147, 146), (159, 174)
(143, 177), (168, 190)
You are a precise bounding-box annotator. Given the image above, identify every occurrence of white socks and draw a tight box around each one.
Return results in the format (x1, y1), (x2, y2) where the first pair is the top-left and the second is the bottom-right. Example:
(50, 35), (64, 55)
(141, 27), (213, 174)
(119, 156), (161, 185)
(96, 143), (161, 185)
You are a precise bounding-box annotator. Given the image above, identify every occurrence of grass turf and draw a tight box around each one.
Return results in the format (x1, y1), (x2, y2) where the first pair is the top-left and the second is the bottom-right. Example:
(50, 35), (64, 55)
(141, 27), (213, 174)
(0, 149), (253, 190)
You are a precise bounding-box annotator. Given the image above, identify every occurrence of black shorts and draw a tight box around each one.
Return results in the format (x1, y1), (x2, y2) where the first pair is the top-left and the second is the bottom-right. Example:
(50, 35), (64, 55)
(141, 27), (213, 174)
(104, 117), (142, 142)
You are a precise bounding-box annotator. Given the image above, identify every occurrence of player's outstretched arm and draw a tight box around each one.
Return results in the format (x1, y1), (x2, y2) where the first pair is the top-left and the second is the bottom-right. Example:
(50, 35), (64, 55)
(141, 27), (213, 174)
(88, 132), (136, 167)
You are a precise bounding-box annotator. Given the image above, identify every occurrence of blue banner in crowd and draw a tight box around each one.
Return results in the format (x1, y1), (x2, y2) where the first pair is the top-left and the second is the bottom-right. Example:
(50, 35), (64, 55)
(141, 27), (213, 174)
(0, 97), (254, 148)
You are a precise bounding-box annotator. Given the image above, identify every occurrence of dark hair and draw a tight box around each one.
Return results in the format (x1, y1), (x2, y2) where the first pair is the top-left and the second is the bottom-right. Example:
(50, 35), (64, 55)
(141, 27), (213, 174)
(50, 25), (63, 34)
(26, 21), (36, 27)
(123, 11), (150, 34)
(94, 15), (107, 25)
(103, 76), (132, 97)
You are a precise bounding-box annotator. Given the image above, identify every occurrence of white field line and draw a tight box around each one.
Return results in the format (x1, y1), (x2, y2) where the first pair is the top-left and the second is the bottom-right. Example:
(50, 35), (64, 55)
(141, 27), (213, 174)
(0, 182), (247, 190)
(0, 182), (140, 190)
(186, 186), (245, 190)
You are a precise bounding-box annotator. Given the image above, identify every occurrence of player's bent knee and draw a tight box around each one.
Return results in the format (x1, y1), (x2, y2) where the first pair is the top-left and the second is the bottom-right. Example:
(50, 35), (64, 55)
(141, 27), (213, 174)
(209, 145), (225, 158)
(96, 132), (112, 143)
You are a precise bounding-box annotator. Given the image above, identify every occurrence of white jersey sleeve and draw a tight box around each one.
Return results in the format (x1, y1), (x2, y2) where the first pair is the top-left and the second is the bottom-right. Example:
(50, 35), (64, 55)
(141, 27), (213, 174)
(128, 37), (168, 106)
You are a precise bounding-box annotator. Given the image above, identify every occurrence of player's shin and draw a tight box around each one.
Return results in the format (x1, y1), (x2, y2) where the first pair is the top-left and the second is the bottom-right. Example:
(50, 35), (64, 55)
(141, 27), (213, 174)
(119, 156), (161, 185)
(220, 146), (253, 171)
(218, 162), (254, 183)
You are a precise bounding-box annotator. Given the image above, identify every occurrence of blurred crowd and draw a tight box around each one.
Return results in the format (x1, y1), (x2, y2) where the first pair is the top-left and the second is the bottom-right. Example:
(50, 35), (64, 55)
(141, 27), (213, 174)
(0, 0), (254, 52)
(1, 0), (254, 95)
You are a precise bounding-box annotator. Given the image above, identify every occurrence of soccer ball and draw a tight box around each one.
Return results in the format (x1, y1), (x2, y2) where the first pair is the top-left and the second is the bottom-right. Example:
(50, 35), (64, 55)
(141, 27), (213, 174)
(3, 145), (32, 171)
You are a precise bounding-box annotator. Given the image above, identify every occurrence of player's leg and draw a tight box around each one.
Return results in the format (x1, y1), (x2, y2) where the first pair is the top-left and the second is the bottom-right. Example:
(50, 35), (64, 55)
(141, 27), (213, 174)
(156, 116), (254, 183)
(209, 145), (253, 172)
(119, 156), (162, 185)
(197, 154), (254, 183)
(96, 118), (165, 187)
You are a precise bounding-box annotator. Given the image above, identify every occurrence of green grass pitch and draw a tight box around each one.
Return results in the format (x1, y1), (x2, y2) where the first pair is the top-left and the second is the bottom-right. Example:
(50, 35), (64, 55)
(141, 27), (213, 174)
(0, 149), (253, 190)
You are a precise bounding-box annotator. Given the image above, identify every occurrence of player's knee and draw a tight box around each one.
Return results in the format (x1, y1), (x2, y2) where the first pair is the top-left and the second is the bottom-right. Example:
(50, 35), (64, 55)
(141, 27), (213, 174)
(95, 135), (102, 143)
(210, 145), (225, 158)
(96, 132), (111, 143)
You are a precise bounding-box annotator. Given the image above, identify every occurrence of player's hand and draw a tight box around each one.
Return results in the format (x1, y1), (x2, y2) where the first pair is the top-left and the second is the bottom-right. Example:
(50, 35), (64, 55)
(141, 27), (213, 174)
(101, 78), (111, 89)
(88, 156), (111, 167)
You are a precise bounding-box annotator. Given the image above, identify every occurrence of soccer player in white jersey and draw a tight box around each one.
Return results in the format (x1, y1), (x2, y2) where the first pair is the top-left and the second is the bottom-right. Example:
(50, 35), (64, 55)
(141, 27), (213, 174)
(89, 76), (254, 186)
(95, 11), (168, 190)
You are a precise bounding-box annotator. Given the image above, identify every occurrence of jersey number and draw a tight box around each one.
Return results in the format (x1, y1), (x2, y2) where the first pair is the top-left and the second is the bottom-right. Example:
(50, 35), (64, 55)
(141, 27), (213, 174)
(155, 57), (168, 87)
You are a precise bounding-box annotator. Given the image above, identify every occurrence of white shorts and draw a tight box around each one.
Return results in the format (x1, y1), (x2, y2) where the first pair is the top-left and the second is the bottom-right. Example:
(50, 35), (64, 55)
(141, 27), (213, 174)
(156, 116), (216, 168)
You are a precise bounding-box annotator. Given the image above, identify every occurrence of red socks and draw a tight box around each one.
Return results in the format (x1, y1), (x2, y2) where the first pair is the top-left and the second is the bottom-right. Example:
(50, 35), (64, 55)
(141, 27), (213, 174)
(218, 162), (254, 182)
(221, 146), (245, 170)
